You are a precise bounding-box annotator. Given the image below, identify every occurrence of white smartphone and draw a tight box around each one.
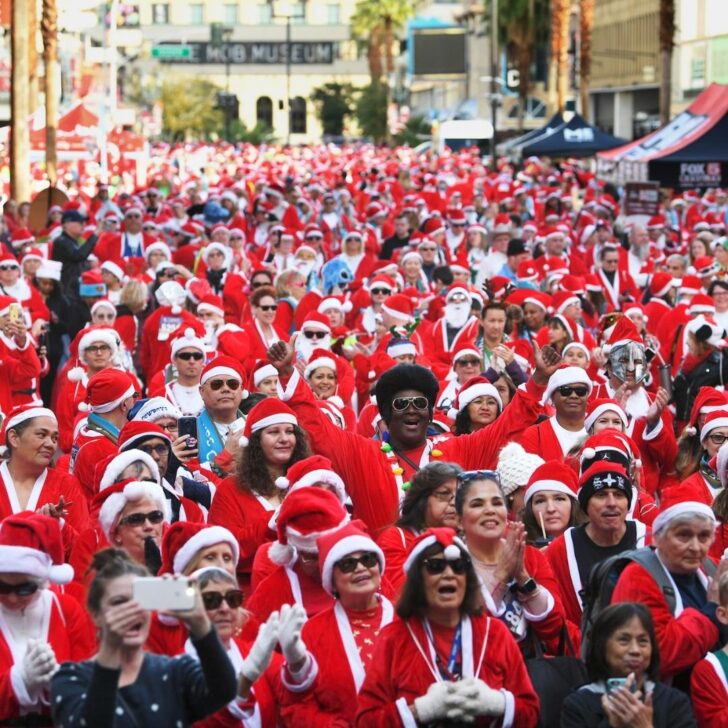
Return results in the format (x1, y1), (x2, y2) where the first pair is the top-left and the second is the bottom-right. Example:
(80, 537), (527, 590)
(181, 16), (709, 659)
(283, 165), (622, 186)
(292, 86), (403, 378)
(132, 576), (195, 611)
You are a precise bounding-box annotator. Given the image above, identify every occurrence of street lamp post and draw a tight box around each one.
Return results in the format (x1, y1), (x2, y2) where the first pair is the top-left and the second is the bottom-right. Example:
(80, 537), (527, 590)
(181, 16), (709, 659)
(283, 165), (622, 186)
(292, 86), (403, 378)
(268, 1), (306, 146)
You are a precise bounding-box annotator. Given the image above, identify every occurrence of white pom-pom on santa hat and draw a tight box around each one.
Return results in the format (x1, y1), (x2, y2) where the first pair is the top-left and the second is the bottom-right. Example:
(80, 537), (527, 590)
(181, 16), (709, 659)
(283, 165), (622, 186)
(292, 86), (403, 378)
(443, 544), (461, 560)
(78, 402), (91, 412)
(67, 366), (86, 383)
(685, 426), (697, 437)
(634, 458), (642, 469)
(49, 562), (74, 585)
(582, 447), (596, 460)
(238, 435), (249, 448)
(275, 476), (290, 489)
(368, 370), (376, 380)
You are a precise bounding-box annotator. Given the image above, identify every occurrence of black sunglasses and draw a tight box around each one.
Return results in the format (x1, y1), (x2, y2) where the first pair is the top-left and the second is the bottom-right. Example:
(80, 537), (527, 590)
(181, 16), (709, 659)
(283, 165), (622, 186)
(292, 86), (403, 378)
(202, 589), (244, 610)
(0, 580), (39, 596)
(370, 288), (390, 295)
(392, 396), (429, 412)
(0, 264), (19, 271)
(558, 385), (589, 398)
(423, 557), (469, 575)
(304, 330), (327, 339)
(138, 443), (169, 457)
(159, 270), (177, 278)
(119, 510), (164, 527)
(251, 280), (270, 288)
(456, 358), (481, 367)
(209, 378), (241, 391)
(259, 304), (278, 312)
(336, 552), (380, 573)
(176, 351), (204, 361)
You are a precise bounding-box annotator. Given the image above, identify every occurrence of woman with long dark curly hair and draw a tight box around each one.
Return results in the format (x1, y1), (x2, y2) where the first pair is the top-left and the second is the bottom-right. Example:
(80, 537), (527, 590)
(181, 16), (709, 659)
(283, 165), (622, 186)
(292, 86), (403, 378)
(208, 399), (310, 591)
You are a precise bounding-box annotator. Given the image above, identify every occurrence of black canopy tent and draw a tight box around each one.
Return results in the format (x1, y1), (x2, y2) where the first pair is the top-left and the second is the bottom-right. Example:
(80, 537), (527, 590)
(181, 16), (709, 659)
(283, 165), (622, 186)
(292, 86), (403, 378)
(496, 112), (564, 156)
(519, 113), (626, 158)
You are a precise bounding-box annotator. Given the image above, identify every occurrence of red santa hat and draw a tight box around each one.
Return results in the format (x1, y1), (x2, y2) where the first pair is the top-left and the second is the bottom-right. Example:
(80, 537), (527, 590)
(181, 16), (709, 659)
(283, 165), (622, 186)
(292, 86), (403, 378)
(0, 251), (20, 269)
(197, 293), (225, 319)
(524, 460), (579, 505)
(692, 256), (718, 278)
(75, 326), (120, 364)
(301, 310), (332, 333)
(688, 293), (717, 316)
(601, 316), (643, 353)
(451, 339), (482, 365)
(97, 479), (171, 540)
(651, 487), (716, 535)
(273, 454), (346, 502)
(317, 295), (352, 315)
(552, 290), (581, 316)
(646, 215), (665, 229)
(496, 442), (545, 497)
(170, 326), (206, 359)
(268, 487), (349, 566)
(303, 348), (338, 380)
(542, 364), (593, 403)
(118, 421), (172, 452)
(584, 398), (629, 433)
(155, 280), (186, 314)
(100, 260), (126, 283)
(145, 241), (172, 260)
(381, 293), (416, 322)
(253, 360), (279, 386)
(422, 217), (446, 237)
(699, 408), (728, 443)
(367, 275), (395, 293)
(580, 430), (641, 472)
(20, 247), (43, 265)
(81, 369), (136, 413)
(577, 461), (632, 512)
(0, 405), (56, 453)
(0, 512), (73, 585)
(686, 315), (725, 349)
(562, 341), (591, 361)
(403, 527), (468, 574)
(239, 398), (297, 448)
(685, 387), (728, 437)
(317, 521), (384, 595)
(447, 376), (502, 419)
(98, 449), (160, 492)
(445, 283), (471, 303)
(159, 521), (239, 575)
(90, 299), (116, 318)
(202, 242), (232, 266)
(679, 275), (703, 296)
(386, 337), (416, 358)
(200, 355), (245, 387)
(492, 213), (511, 234)
(10, 228), (34, 248)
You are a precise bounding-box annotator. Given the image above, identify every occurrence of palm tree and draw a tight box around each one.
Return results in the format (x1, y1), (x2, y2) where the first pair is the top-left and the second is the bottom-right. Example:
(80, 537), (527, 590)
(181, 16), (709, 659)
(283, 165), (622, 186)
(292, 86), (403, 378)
(42, 0), (59, 186)
(550, 0), (571, 114)
(579, 0), (594, 121)
(659, 0), (675, 125)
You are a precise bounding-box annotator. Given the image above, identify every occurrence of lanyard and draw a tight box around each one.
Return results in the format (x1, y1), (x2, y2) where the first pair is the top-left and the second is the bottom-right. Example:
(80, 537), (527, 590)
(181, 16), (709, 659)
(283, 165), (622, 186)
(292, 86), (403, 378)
(424, 619), (462, 681)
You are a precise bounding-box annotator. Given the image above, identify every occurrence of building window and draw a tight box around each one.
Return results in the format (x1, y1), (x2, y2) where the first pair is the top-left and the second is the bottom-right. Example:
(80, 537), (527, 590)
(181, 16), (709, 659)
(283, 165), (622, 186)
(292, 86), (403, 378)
(326, 3), (340, 24)
(258, 3), (272, 24)
(256, 96), (273, 129)
(224, 4), (238, 25)
(290, 96), (306, 134)
(188, 3), (203, 24)
(291, 2), (305, 25)
(151, 3), (169, 24)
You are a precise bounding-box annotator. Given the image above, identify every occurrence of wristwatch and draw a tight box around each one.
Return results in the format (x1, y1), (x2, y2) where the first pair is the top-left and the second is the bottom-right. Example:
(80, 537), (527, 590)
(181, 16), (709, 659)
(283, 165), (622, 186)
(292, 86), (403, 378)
(514, 577), (538, 595)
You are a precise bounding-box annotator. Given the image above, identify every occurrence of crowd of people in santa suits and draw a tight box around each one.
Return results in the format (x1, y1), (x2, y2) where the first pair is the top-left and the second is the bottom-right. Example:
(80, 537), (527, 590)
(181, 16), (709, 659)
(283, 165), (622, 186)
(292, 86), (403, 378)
(0, 143), (728, 725)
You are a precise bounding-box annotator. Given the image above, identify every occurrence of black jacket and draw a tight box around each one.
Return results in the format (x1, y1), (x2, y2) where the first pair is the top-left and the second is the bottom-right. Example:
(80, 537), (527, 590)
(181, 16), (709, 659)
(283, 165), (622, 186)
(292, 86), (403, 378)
(51, 230), (98, 296)
(673, 349), (728, 420)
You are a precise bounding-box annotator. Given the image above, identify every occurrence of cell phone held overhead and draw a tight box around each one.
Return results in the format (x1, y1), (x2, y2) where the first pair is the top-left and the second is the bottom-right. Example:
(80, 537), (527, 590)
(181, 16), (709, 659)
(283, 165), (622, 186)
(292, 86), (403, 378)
(133, 576), (195, 611)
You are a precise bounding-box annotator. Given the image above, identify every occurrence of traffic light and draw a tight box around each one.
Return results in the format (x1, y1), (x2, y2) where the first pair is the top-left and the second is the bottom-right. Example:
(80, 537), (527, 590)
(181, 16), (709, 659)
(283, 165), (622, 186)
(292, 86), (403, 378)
(211, 22), (224, 48)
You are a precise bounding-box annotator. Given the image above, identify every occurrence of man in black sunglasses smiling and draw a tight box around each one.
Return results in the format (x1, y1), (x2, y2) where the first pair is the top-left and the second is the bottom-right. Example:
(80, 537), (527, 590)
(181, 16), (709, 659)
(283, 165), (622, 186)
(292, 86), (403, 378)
(267, 341), (561, 534)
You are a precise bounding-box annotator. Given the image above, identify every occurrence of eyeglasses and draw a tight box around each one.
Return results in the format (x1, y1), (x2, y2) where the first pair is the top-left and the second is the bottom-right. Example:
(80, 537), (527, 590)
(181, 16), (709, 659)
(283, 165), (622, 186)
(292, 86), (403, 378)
(419, 246), (437, 252)
(202, 589), (244, 610)
(303, 330), (328, 339)
(708, 433), (728, 446)
(157, 422), (178, 433)
(457, 469), (501, 486)
(119, 510), (165, 527)
(557, 385), (589, 398)
(86, 344), (111, 354)
(251, 280), (269, 288)
(370, 288), (391, 295)
(451, 223), (465, 228)
(125, 213), (142, 219)
(335, 552), (380, 573)
(209, 378), (241, 391)
(0, 580), (39, 596)
(422, 557), (469, 575)
(138, 443), (169, 457)
(392, 396), (429, 412)
(431, 488), (456, 503)
(259, 304), (278, 312)
(456, 358), (481, 367)
(176, 351), (204, 361)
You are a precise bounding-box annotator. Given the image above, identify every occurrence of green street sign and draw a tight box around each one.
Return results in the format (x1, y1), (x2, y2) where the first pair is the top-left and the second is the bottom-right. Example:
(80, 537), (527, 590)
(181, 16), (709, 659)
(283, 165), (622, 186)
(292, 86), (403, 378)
(152, 45), (192, 60)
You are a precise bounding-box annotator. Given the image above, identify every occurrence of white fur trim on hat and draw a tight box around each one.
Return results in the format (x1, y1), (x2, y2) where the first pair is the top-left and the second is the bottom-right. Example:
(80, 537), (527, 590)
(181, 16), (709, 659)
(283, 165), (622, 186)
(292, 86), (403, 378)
(387, 340), (417, 357)
(133, 397), (182, 424)
(173, 526), (240, 574)
(91, 383), (136, 415)
(453, 347), (483, 364)
(585, 403), (628, 433)
(543, 367), (593, 403)
(555, 295), (580, 315)
(200, 366), (242, 387)
(4, 407), (56, 433)
(304, 356), (337, 379)
(254, 364), (279, 386)
(250, 412), (298, 434)
(652, 501), (716, 535)
(700, 416), (728, 443)
(321, 535), (384, 595)
(562, 342), (591, 361)
(99, 449), (161, 491)
(380, 303), (413, 322)
(78, 328), (119, 358)
(450, 382), (502, 419)
(98, 480), (170, 539)
(318, 297), (353, 314)
(275, 469), (347, 502)
(197, 300), (225, 318)
(171, 327), (206, 358)
(100, 260), (125, 282)
(0, 545), (74, 585)
(301, 319), (332, 332)
(402, 534), (468, 574)
(524, 480), (576, 505)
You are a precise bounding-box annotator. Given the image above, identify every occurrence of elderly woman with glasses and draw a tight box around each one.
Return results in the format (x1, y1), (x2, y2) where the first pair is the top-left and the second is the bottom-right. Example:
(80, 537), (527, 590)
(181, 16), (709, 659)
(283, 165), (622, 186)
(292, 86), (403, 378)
(356, 527), (539, 726)
(455, 469), (571, 655)
(280, 523), (394, 725)
(377, 462), (463, 595)
(0, 513), (95, 723)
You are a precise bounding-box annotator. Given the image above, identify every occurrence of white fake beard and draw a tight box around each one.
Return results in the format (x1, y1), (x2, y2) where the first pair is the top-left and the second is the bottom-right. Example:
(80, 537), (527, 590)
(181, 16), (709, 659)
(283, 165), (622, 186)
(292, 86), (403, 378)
(444, 302), (471, 328)
(295, 333), (330, 361)
(295, 260), (315, 277)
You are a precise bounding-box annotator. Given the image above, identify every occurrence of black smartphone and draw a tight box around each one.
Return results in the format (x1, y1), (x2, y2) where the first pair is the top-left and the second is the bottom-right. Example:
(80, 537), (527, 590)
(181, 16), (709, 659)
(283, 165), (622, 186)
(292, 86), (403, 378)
(177, 416), (198, 449)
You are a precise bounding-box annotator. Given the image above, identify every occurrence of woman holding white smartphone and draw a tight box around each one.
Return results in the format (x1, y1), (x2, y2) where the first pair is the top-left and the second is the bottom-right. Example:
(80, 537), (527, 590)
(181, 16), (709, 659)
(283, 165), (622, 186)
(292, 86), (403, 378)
(50, 547), (237, 727)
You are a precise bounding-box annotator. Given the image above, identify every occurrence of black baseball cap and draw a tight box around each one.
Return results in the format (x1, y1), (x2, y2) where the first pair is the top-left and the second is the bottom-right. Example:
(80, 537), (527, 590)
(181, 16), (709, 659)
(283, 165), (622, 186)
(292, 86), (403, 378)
(61, 210), (86, 224)
(507, 238), (527, 257)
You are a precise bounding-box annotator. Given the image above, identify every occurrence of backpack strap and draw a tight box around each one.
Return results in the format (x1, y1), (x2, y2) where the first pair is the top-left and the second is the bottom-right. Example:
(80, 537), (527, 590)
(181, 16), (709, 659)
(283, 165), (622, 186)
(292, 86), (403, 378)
(629, 548), (677, 615)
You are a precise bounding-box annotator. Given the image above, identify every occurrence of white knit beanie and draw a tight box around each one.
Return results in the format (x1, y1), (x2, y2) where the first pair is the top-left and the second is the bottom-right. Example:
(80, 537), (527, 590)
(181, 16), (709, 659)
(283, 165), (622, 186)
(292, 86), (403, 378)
(496, 442), (545, 497)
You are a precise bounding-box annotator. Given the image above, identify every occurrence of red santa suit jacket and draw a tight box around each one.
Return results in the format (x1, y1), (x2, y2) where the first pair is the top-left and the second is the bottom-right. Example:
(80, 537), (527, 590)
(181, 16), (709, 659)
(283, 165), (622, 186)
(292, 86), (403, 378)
(424, 315), (480, 376)
(282, 371), (547, 535)
(355, 614), (540, 728)
(377, 526), (417, 597)
(139, 305), (202, 381)
(519, 416), (585, 460)
(280, 598), (395, 726)
(0, 336), (42, 414)
(0, 589), (95, 721)
(594, 267), (638, 312)
(690, 652), (728, 728)
(611, 561), (719, 680)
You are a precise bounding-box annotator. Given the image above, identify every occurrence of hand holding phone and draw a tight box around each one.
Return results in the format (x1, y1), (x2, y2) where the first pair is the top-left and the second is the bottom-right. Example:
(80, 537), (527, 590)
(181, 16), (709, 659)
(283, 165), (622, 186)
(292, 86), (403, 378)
(177, 416), (197, 450)
(133, 576), (195, 611)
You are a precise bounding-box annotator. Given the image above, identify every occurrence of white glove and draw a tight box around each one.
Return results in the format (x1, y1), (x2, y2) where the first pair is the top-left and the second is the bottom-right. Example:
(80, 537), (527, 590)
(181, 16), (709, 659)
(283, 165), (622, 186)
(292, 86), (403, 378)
(454, 677), (506, 717)
(278, 603), (307, 665)
(21, 639), (58, 694)
(240, 611), (280, 683)
(413, 681), (463, 724)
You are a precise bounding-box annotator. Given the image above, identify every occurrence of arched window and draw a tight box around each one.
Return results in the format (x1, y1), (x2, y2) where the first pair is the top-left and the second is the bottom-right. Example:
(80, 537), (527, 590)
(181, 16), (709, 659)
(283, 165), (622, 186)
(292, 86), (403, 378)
(256, 96), (273, 129)
(290, 96), (306, 134)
